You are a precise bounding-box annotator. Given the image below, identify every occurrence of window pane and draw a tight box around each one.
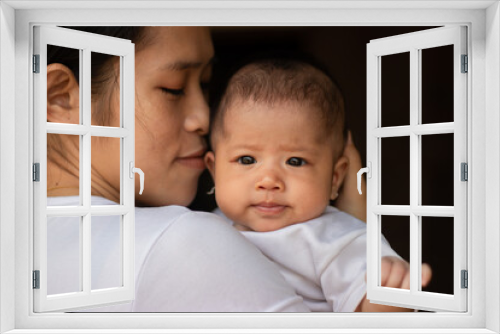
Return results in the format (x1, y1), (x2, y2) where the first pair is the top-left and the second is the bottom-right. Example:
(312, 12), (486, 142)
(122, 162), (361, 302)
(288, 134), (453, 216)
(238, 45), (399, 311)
(91, 52), (121, 127)
(47, 45), (80, 125)
(91, 215), (123, 290)
(47, 216), (81, 295)
(422, 216), (454, 295)
(381, 52), (410, 127)
(421, 45), (454, 124)
(380, 215), (410, 290)
(421, 134), (454, 206)
(47, 134), (80, 206)
(381, 136), (410, 205)
(91, 137), (121, 204)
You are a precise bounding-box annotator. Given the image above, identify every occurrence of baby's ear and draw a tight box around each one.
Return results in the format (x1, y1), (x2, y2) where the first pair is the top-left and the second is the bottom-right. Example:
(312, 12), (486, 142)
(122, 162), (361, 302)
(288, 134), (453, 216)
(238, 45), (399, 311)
(330, 156), (349, 200)
(204, 151), (216, 180)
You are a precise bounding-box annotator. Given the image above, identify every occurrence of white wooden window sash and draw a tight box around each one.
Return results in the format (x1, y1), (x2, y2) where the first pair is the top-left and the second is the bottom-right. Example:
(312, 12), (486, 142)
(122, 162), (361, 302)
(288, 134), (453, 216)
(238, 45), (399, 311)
(33, 26), (136, 312)
(366, 26), (467, 312)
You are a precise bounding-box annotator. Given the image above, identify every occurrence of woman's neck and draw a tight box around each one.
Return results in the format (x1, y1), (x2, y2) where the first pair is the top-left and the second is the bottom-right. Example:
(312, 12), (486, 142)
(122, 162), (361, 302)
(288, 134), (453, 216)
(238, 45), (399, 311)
(47, 160), (120, 203)
(47, 159), (80, 197)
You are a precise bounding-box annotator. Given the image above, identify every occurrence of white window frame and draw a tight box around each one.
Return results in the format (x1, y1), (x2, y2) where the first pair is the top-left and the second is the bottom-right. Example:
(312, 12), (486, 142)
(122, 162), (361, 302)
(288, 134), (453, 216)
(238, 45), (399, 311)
(1, 1), (498, 333)
(366, 26), (468, 312)
(33, 25), (136, 312)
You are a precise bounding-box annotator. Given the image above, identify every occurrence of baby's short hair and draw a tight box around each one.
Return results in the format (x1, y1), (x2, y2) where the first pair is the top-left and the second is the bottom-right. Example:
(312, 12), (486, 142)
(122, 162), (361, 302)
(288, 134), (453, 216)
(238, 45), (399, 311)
(210, 56), (346, 157)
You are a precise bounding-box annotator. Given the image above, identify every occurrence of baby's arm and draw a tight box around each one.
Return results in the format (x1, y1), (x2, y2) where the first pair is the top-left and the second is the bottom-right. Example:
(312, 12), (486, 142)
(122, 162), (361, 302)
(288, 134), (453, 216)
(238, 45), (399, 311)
(355, 256), (432, 312)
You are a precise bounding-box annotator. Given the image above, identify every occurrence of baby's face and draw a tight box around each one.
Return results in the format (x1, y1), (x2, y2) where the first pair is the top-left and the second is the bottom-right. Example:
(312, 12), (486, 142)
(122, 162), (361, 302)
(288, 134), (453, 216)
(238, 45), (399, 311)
(206, 100), (345, 232)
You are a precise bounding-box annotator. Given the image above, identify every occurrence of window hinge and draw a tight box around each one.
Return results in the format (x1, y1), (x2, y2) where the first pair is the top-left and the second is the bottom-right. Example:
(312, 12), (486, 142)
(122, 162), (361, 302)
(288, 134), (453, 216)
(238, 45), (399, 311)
(33, 54), (40, 73)
(461, 270), (468, 289)
(461, 162), (468, 181)
(33, 270), (40, 289)
(461, 54), (468, 73)
(33, 163), (40, 182)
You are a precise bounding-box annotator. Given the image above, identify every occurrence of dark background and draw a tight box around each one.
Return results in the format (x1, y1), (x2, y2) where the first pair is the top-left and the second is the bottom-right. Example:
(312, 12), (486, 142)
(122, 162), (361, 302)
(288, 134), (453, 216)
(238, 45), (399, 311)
(190, 26), (455, 300)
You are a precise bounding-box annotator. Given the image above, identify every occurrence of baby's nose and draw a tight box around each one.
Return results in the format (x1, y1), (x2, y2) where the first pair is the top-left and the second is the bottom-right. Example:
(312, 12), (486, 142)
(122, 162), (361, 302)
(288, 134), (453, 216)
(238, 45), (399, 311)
(255, 173), (284, 191)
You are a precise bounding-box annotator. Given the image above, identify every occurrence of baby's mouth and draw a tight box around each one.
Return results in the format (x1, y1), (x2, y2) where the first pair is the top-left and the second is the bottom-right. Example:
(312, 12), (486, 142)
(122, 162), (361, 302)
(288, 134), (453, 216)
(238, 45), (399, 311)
(251, 202), (287, 215)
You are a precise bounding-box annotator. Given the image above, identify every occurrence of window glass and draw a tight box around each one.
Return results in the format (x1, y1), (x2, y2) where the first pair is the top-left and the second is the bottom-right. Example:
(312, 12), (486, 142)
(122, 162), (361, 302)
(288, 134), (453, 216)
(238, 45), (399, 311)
(47, 134), (80, 206)
(91, 137), (121, 204)
(381, 136), (410, 205)
(47, 216), (81, 294)
(421, 45), (454, 124)
(380, 215), (410, 290)
(421, 216), (454, 294)
(421, 134), (454, 206)
(91, 215), (123, 290)
(381, 52), (410, 127)
(91, 52), (121, 127)
(46, 45), (81, 125)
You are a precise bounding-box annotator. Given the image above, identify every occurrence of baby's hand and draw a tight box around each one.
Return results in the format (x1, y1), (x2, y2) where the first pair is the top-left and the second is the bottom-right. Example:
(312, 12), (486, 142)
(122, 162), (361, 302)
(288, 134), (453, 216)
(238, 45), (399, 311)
(381, 256), (432, 290)
(356, 257), (432, 312)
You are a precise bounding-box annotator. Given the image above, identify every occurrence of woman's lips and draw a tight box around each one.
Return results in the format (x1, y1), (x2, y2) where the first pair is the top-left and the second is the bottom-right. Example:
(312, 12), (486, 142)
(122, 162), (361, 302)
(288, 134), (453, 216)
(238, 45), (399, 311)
(176, 148), (207, 170)
(252, 203), (287, 215)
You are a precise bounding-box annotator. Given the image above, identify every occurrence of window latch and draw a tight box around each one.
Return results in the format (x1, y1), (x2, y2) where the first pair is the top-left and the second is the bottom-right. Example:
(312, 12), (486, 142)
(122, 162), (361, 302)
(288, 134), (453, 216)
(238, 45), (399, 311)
(357, 162), (372, 195)
(129, 162), (144, 195)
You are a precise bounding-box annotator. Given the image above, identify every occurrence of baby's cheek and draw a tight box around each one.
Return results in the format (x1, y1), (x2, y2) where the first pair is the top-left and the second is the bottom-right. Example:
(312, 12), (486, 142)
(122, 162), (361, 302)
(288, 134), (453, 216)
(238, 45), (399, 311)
(297, 183), (330, 211)
(215, 184), (245, 221)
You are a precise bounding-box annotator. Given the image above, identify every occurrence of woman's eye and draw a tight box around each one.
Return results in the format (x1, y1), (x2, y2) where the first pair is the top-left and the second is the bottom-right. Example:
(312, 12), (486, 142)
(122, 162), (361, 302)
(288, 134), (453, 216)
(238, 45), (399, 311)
(161, 88), (184, 96)
(237, 156), (256, 165)
(287, 157), (306, 167)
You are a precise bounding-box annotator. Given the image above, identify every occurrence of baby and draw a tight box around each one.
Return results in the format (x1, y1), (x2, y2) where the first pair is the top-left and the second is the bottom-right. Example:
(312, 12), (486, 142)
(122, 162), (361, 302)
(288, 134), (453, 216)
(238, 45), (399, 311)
(205, 57), (431, 312)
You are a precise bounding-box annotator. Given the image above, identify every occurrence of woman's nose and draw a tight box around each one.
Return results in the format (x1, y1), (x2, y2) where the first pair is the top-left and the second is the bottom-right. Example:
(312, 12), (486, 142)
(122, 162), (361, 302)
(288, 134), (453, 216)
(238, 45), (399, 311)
(184, 88), (209, 135)
(255, 173), (285, 192)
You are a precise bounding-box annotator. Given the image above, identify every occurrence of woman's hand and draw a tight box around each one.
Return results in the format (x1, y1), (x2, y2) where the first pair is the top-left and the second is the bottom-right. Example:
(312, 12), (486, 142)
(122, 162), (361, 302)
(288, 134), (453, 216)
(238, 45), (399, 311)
(335, 131), (367, 222)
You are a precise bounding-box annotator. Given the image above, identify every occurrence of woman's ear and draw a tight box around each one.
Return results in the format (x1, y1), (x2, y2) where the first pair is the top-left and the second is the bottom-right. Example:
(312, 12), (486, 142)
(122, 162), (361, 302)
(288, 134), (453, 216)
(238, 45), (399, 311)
(204, 151), (216, 180)
(331, 156), (349, 201)
(47, 63), (80, 124)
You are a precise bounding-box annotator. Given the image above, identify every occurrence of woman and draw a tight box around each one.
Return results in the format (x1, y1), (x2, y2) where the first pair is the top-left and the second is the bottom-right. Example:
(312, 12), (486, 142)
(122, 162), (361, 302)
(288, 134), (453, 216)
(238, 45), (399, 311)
(46, 26), (366, 311)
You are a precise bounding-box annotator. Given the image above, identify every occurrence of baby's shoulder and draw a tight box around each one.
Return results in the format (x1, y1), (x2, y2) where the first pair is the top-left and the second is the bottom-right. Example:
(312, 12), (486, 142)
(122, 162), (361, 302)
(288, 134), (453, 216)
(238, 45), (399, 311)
(303, 206), (367, 238)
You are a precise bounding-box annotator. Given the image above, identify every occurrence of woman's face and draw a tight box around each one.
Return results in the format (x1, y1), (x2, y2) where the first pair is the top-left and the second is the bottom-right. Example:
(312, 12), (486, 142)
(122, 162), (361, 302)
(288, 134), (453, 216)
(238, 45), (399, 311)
(129, 27), (214, 206)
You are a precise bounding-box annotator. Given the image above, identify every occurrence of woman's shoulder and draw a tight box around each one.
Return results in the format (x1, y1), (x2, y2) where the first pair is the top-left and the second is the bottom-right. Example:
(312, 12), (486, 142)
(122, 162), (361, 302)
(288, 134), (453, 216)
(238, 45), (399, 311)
(135, 205), (237, 247)
(136, 205), (226, 227)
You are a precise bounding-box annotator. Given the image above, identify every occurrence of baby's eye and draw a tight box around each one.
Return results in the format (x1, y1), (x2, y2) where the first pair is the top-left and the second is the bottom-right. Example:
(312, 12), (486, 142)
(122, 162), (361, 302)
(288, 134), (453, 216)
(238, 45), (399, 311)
(287, 157), (306, 167)
(161, 87), (185, 96)
(237, 156), (256, 165)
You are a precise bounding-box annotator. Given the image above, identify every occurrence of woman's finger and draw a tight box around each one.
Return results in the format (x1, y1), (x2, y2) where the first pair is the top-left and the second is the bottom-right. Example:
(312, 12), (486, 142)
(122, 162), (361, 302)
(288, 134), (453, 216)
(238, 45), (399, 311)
(384, 259), (409, 289)
(401, 269), (411, 290)
(380, 257), (393, 287)
(421, 263), (433, 287)
(335, 131), (367, 222)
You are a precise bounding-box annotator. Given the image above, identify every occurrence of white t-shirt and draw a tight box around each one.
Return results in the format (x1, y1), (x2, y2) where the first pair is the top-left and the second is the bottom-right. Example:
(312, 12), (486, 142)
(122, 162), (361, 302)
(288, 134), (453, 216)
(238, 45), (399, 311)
(215, 206), (400, 312)
(47, 196), (309, 312)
